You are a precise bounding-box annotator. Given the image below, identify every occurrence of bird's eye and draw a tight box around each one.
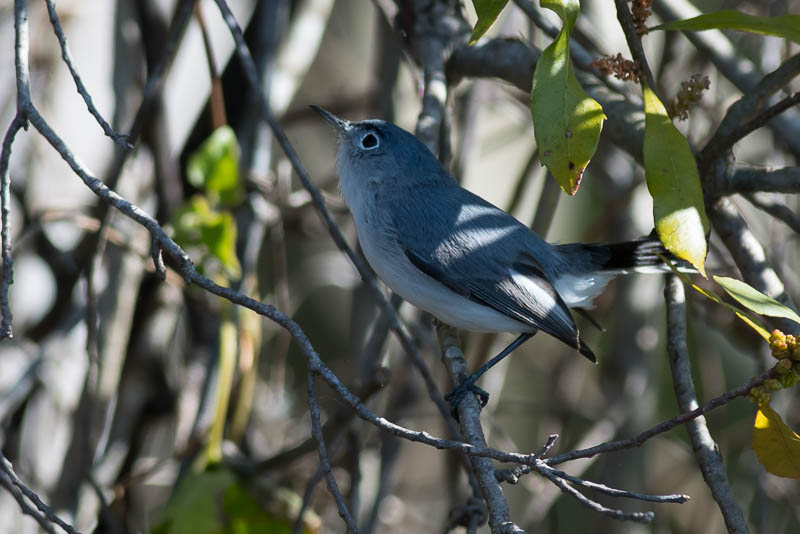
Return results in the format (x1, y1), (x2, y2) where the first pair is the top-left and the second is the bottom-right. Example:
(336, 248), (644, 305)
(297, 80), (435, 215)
(361, 133), (379, 149)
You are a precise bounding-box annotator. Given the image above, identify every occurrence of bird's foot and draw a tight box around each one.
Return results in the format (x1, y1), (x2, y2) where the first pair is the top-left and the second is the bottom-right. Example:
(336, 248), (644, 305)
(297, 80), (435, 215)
(445, 381), (490, 419)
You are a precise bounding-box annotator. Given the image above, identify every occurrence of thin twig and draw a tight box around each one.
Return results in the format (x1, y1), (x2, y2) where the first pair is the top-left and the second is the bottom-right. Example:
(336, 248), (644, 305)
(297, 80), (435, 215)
(744, 193), (800, 235)
(546, 367), (775, 466)
(665, 275), (749, 534)
(0, 453), (82, 534)
(538, 462), (688, 504)
(307, 372), (359, 533)
(538, 468), (655, 524)
(43, 0), (131, 147)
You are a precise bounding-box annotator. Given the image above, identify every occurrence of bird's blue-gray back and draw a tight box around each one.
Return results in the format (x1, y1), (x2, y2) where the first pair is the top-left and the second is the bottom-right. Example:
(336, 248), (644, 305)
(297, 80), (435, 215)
(389, 181), (581, 348)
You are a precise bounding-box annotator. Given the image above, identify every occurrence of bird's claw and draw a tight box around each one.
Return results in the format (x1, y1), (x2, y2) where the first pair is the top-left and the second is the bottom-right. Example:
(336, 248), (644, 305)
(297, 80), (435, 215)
(445, 382), (490, 419)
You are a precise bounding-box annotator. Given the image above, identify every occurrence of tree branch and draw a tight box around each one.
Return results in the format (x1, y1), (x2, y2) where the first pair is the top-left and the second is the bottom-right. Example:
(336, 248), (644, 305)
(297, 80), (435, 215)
(0, 115), (23, 339)
(438, 324), (524, 534)
(724, 165), (800, 195)
(664, 275), (749, 534)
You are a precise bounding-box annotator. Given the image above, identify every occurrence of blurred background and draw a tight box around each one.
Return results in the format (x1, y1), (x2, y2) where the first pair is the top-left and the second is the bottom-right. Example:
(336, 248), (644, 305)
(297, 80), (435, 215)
(0, 0), (798, 532)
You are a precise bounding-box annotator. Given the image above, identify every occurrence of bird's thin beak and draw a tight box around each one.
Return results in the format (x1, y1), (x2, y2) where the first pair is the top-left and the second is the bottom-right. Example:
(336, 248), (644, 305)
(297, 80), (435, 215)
(310, 105), (351, 135)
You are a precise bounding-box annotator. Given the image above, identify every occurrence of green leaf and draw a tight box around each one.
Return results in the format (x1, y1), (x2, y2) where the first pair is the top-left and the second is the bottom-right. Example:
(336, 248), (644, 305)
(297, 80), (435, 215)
(643, 84), (709, 275)
(714, 276), (800, 325)
(200, 211), (241, 280)
(187, 126), (243, 207)
(469, 0), (510, 44)
(152, 468), (318, 534)
(171, 196), (241, 280)
(753, 403), (800, 481)
(531, 0), (604, 195)
(652, 10), (800, 44)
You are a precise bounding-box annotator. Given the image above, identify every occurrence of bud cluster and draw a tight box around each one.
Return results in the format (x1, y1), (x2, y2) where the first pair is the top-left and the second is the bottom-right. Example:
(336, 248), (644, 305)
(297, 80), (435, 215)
(751, 330), (800, 403)
(590, 54), (641, 83)
(666, 74), (711, 121)
(630, 0), (653, 35)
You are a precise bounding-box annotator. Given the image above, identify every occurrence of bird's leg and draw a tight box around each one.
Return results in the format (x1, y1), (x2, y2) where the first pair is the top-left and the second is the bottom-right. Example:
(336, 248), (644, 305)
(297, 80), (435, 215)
(445, 332), (536, 415)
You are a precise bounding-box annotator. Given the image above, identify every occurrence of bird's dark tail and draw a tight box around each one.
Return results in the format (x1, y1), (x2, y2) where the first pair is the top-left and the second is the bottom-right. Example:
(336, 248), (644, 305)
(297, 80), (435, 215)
(557, 234), (696, 274)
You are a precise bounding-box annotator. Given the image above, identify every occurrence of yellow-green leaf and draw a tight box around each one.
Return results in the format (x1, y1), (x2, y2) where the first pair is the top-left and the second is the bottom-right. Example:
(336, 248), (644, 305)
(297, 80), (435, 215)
(661, 258), (770, 339)
(187, 126), (243, 207)
(469, 0), (510, 45)
(170, 196), (241, 280)
(531, 0), (604, 195)
(652, 10), (800, 44)
(753, 403), (800, 481)
(643, 84), (709, 275)
(714, 276), (800, 325)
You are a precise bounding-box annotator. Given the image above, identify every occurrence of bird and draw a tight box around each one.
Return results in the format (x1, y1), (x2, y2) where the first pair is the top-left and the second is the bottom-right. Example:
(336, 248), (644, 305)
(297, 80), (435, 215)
(311, 105), (678, 409)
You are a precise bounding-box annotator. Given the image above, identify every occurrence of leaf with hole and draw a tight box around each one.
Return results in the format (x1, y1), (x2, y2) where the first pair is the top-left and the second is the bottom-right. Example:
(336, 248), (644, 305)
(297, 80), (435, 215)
(531, 0), (604, 195)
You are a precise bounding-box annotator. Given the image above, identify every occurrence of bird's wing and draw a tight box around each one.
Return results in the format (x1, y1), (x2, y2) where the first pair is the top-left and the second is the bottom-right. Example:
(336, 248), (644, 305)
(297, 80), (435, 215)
(393, 189), (592, 358)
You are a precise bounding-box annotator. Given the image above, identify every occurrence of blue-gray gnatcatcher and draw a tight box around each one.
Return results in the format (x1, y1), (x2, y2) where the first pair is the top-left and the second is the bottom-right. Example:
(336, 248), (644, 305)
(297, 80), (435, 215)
(312, 106), (674, 406)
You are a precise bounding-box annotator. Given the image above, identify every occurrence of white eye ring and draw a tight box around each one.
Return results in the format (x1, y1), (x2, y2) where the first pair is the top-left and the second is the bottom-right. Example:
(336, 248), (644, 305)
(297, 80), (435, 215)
(360, 132), (379, 150)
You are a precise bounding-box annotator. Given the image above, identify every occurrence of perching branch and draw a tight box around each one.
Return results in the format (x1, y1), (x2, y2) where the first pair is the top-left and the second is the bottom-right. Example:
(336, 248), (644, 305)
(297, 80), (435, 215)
(438, 324), (523, 533)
